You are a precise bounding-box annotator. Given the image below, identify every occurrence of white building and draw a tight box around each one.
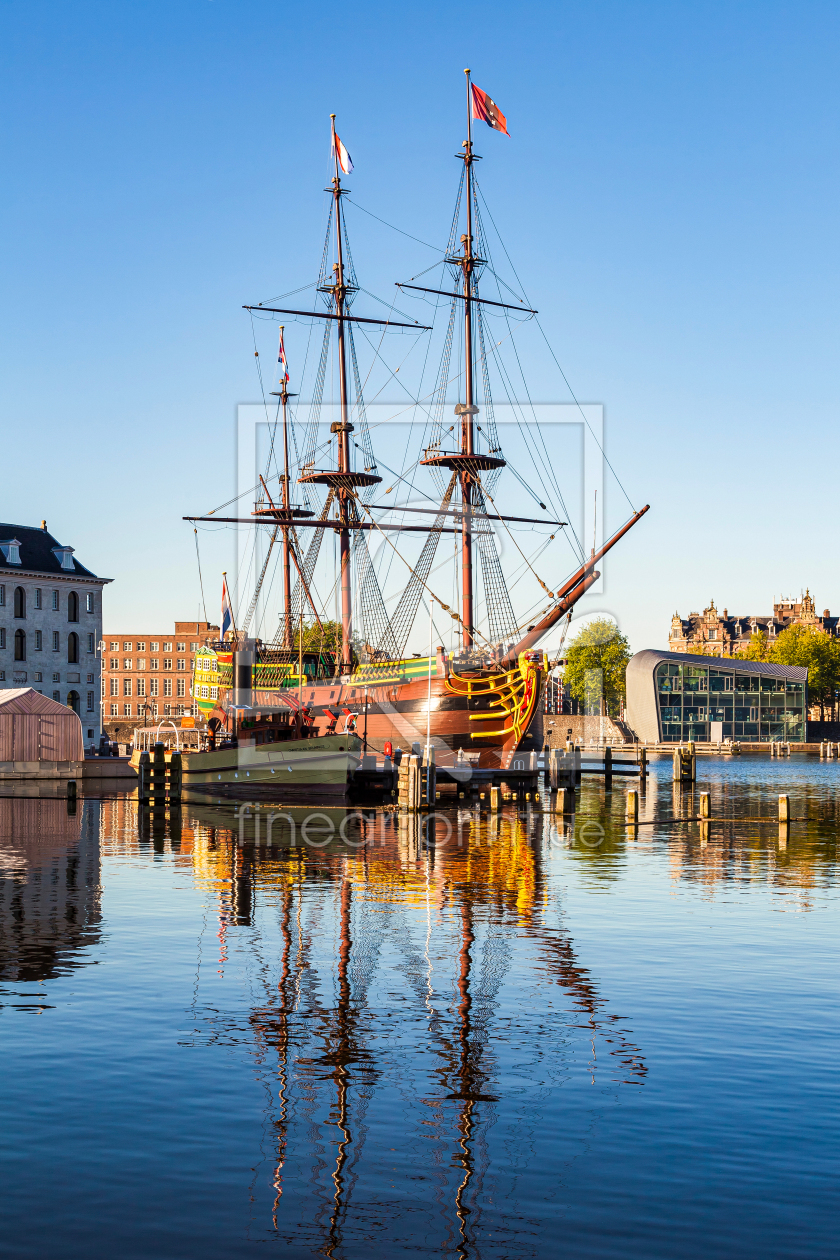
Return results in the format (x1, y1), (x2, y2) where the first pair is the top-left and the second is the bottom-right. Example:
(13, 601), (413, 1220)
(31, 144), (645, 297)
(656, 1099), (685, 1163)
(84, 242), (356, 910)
(0, 521), (111, 740)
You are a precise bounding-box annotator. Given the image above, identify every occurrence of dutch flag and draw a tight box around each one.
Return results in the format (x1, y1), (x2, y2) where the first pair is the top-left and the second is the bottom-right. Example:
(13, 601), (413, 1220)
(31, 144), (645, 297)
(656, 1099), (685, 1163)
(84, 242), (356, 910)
(221, 575), (235, 639)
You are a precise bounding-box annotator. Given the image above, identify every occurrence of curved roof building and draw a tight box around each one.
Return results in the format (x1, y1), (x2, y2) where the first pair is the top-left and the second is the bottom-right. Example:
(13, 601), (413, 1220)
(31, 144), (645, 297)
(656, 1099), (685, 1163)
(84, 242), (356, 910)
(625, 649), (808, 744)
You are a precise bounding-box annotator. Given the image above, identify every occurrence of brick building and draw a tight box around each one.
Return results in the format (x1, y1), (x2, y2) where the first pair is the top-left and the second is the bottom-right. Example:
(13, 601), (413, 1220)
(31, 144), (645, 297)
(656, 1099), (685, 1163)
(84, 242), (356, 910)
(669, 592), (838, 657)
(101, 620), (219, 740)
(0, 520), (110, 742)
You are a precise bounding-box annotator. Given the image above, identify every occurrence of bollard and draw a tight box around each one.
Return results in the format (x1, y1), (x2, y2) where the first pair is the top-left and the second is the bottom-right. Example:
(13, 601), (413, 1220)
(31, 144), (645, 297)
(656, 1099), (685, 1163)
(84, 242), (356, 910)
(490, 784), (500, 811)
(639, 746), (647, 779)
(778, 794), (790, 822)
(66, 778), (77, 798)
(699, 791), (710, 817)
(770, 742), (776, 758)
(820, 741), (826, 760)
(138, 750), (150, 803)
(169, 751), (182, 804)
(604, 747), (612, 781)
(626, 789), (638, 822)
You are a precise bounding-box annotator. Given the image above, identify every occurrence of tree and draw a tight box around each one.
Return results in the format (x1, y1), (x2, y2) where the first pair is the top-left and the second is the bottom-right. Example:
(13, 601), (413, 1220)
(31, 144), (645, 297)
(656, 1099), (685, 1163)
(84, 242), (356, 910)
(563, 618), (631, 717)
(738, 629), (770, 661)
(769, 624), (840, 719)
(686, 643), (720, 657)
(293, 619), (342, 659)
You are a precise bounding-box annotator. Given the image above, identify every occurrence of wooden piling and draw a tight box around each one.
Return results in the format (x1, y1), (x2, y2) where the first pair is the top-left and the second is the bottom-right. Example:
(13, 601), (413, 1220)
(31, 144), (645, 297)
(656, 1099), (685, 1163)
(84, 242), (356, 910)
(626, 789), (638, 822)
(169, 751), (182, 804)
(778, 793), (790, 822)
(138, 750), (150, 802)
(699, 791), (710, 817)
(490, 784), (500, 811)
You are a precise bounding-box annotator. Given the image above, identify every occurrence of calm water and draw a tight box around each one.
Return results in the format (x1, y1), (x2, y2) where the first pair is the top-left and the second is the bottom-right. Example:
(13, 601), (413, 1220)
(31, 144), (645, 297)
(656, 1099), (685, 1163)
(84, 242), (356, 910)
(1, 756), (838, 1259)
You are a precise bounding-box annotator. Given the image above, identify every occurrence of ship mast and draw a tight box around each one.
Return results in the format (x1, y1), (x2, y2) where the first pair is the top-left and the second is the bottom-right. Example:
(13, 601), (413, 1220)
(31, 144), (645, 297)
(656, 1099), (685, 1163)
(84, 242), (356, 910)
(330, 115), (355, 673)
(459, 70), (477, 649)
(278, 328), (294, 649)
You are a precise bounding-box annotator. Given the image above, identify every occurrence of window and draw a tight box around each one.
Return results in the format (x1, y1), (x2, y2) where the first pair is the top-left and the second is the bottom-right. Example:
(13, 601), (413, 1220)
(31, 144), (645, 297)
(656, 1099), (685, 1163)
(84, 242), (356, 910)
(34, 672), (42, 682)
(0, 585), (4, 606)
(68, 632), (79, 663)
(708, 630), (717, 640)
(163, 704), (171, 716)
(87, 633), (94, 653)
(210, 686), (218, 701)
(110, 703), (118, 716)
(137, 658), (146, 670)
(191, 642), (198, 650)
(176, 679), (185, 697)
(109, 658), (118, 670)
(177, 658), (185, 671)
(87, 672), (93, 684)
(86, 692), (94, 712)
(68, 592), (79, 622)
(53, 691), (61, 702)
(14, 629), (25, 661)
(201, 685), (209, 699)
(52, 672), (60, 683)
(150, 678), (158, 696)
(52, 591), (59, 611)
(163, 642), (172, 651)
(34, 589), (42, 610)
(137, 679), (146, 697)
(53, 547), (75, 571)
(123, 703), (132, 716)
(52, 631), (60, 651)
(163, 679), (172, 697)
(13, 587), (25, 618)
(163, 658), (172, 670)
(85, 593), (94, 613)
(0, 670), (5, 681)
(35, 630), (42, 651)
(0, 629), (5, 649)
(110, 678), (119, 696)
(123, 678), (132, 696)
(150, 658), (158, 670)
(109, 641), (118, 651)
(151, 641), (159, 651)
(123, 659), (132, 670)
(136, 641), (146, 651)
(176, 641), (185, 652)
(0, 539), (21, 565)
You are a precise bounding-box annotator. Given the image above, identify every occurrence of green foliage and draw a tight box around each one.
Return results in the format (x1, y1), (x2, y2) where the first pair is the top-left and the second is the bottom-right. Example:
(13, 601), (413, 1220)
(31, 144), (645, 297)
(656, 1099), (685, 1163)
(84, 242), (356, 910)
(686, 643), (720, 657)
(563, 618), (631, 716)
(293, 619), (342, 658)
(769, 624), (840, 705)
(738, 629), (770, 661)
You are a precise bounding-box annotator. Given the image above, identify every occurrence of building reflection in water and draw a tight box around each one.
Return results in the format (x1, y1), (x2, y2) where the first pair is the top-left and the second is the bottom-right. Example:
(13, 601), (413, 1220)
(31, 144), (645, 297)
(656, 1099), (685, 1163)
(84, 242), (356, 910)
(0, 794), (101, 986)
(175, 803), (648, 1254)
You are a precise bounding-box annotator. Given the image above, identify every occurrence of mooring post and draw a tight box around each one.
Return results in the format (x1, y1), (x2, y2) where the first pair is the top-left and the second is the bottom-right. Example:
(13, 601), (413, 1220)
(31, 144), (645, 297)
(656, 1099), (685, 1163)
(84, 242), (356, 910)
(138, 750), (150, 803)
(557, 786), (575, 814)
(778, 793), (790, 822)
(152, 742), (167, 807)
(699, 791), (710, 818)
(626, 788), (638, 822)
(169, 751), (182, 805)
(639, 746), (647, 779)
(490, 784), (500, 811)
(604, 746), (613, 784)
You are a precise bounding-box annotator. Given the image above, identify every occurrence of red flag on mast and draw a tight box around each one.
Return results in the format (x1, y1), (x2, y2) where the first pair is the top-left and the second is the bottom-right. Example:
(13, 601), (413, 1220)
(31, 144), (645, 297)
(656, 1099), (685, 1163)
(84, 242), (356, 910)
(471, 83), (509, 136)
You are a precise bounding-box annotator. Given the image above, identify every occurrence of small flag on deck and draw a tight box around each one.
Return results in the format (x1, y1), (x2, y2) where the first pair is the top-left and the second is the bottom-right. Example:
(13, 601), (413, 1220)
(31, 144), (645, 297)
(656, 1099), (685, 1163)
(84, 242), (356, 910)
(221, 575), (235, 639)
(471, 83), (509, 136)
(332, 131), (354, 174)
(277, 327), (289, 383)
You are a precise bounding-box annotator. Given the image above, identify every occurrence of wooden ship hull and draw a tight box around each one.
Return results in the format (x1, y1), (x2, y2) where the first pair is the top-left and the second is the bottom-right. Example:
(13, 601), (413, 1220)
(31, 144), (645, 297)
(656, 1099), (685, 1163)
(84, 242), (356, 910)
(194, 648), (547, 772)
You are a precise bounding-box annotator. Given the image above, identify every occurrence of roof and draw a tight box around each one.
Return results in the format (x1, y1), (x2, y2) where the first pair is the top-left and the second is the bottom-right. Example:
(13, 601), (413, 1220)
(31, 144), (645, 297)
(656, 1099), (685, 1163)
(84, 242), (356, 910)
(0, 522), (103, 580)
(627, 649), (807, 682)
(0, 687), (83, 715)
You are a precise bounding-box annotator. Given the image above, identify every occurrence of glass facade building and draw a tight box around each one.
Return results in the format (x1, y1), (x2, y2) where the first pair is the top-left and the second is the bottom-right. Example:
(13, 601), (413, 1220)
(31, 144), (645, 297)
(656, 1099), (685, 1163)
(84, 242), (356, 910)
(625, 650), (809, 743)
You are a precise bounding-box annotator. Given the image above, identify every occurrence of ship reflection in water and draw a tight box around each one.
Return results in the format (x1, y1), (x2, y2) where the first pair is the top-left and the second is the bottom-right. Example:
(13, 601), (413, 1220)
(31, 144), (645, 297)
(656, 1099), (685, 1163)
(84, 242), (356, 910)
(179, 802), (649, 1255)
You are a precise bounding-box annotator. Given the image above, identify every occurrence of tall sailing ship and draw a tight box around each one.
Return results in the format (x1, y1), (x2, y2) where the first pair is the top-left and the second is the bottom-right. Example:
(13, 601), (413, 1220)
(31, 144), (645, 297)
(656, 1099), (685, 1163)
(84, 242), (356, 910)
(187, 73), (648, 781)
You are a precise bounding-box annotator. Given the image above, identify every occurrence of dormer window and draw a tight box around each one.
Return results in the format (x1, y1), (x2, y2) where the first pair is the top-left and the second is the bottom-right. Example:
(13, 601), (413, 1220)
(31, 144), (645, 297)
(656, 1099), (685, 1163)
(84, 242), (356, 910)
(0, 539), (22, 565)
(52, 546), (75, 571)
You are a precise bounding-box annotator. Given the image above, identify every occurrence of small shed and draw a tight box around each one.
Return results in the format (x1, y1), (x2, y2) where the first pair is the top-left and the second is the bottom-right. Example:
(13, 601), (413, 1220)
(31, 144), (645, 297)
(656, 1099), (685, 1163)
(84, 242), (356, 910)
(0, 688), (84, 764)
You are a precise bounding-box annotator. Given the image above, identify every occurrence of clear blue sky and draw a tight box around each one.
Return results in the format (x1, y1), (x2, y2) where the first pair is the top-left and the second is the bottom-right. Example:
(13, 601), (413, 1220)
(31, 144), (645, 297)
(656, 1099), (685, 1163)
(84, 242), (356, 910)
(2, 1), (838, 650)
